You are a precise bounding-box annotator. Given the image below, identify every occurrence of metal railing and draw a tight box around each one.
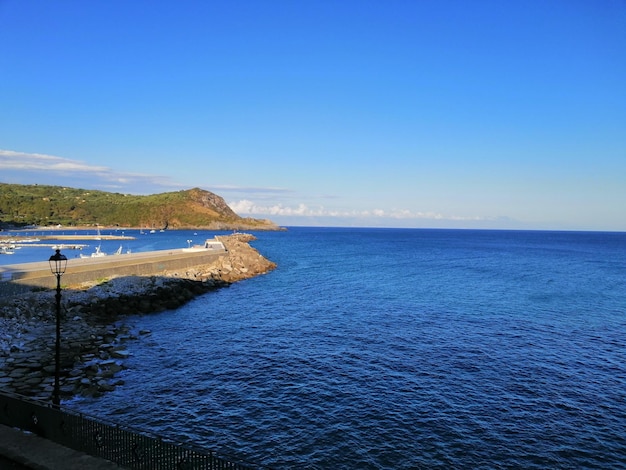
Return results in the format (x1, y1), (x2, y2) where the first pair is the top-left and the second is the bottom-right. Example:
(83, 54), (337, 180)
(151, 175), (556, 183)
(0, 391), (271, 469)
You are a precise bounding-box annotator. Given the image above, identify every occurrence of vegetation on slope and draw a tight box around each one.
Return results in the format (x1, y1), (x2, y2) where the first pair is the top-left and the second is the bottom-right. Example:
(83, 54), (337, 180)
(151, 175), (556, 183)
(0, 183), (279, 230)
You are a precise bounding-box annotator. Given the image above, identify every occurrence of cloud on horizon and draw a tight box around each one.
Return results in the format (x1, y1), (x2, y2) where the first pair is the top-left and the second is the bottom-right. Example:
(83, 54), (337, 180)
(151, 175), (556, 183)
(229, 199), (488, 222)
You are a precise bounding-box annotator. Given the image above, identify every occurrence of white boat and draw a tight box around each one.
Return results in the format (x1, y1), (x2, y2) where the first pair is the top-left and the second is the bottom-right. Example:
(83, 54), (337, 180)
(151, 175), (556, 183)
(0, 245), (15, 255)
(80, 245), (107, 258)
(92, 245), (107, 257)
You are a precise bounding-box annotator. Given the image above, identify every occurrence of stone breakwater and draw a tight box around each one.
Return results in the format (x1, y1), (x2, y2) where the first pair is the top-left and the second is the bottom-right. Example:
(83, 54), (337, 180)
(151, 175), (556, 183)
(0, 234), (276, 402)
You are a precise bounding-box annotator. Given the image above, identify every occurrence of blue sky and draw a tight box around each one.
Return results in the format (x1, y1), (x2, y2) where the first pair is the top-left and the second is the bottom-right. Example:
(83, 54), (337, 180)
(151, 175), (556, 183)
(1, 1), (625, 230)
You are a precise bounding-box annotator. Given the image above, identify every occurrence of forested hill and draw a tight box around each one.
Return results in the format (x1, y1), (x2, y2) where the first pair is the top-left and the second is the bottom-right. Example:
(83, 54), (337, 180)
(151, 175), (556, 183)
(0, 183), (280, 230)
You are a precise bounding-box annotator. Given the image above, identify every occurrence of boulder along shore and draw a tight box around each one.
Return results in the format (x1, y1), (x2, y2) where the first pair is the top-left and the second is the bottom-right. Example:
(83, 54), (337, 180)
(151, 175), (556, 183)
(0, 233), (276, 402)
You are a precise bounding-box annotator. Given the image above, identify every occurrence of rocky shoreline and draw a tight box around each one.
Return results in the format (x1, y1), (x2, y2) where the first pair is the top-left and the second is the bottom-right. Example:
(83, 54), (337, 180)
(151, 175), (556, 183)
(0, 233), (276, 402)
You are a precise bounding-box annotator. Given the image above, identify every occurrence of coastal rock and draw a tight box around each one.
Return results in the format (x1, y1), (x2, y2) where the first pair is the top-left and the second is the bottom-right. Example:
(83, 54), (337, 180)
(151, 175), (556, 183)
(0, 233), (276, 402)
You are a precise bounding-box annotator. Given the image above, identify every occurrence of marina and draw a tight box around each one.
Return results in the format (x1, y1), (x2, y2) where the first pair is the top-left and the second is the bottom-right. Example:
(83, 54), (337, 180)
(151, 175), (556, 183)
(1, 243), (89, 250)
(0, 229), (208, 266)
(0, 232), (133, 252)
(0, 238), (227, 294)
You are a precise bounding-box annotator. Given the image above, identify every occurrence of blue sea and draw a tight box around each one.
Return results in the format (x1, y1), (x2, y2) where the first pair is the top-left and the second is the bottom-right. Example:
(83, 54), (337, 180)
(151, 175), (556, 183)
(6, 227), (626, 468)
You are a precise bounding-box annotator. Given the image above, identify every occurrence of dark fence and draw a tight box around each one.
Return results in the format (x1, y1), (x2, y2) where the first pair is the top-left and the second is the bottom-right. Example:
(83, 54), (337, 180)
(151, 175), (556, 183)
(0, 392), (271, 469)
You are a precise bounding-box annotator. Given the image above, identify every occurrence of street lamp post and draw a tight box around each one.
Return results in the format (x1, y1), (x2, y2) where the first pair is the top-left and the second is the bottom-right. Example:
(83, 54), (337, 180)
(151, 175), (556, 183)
(48, 249), (67, 407)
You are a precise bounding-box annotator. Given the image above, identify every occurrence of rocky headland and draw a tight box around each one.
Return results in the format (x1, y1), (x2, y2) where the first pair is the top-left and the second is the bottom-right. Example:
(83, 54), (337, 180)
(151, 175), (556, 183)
(0, 233), (276, 402)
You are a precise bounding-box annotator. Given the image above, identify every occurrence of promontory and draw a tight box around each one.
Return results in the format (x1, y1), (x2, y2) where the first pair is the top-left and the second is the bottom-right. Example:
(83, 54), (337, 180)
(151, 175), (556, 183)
(0, 183), (282, 231)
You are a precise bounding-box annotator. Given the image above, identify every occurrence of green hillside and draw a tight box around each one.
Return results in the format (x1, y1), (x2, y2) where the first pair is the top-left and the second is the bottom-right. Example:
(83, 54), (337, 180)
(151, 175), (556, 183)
(0, 183), (279, 230)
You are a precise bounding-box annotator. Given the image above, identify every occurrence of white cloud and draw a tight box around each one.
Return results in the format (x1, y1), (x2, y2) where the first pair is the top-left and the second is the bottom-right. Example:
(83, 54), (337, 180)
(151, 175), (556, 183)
(230, 200), (322, 216)
(0, 149), (183, 192)
(0, 149), (109, 172)
(1, 149), (293, 196)
(229, 199), (487, 222)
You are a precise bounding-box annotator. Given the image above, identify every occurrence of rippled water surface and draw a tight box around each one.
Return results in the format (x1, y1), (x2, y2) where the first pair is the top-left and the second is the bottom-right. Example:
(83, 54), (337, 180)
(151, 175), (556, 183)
(68, 228), (626, 469)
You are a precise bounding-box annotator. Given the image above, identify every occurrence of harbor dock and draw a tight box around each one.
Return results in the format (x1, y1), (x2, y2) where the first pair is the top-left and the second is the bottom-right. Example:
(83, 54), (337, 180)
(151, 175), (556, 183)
(0, 240), (227, 296)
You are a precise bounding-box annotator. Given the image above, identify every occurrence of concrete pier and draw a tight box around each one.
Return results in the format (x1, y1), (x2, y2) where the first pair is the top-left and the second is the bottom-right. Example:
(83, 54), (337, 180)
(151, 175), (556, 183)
(0, 245), (227, 294)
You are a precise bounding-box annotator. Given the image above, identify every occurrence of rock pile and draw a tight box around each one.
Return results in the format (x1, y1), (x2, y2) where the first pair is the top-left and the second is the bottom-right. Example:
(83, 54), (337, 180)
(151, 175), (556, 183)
(0, 309), (139, 401)
(0, 234), (276, 402)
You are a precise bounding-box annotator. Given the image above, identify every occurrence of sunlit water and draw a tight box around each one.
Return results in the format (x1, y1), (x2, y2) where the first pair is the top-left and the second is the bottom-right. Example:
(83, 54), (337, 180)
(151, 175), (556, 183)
(23, 227), (626, 469)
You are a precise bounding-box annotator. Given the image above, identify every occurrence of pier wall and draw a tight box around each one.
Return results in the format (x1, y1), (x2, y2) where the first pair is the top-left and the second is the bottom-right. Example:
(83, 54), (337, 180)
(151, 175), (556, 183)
(0, 249), (226, 295)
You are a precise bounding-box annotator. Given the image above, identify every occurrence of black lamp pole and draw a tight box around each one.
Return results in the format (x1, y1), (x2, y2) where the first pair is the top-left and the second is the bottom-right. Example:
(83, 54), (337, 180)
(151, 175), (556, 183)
(48, 249), (67, 407)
